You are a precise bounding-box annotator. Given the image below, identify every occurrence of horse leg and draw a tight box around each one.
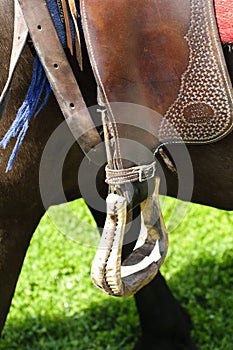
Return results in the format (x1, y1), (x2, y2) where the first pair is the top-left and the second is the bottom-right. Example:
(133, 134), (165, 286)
(119, 209), (196, 349)
(133, 272), (197, 350)
(0, 209), (43, 334)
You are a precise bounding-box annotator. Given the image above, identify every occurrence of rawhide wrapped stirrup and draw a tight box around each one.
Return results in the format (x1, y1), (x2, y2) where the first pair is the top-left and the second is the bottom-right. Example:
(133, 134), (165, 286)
(91, 177), (168, 297)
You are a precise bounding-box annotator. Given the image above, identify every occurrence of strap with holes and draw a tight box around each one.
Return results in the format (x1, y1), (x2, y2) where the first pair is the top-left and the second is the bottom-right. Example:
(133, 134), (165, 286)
(18, 0), (101, 156)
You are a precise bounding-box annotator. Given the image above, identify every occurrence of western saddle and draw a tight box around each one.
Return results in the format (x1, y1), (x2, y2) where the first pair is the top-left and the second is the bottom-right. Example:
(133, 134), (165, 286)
(1, 0), (233, 297)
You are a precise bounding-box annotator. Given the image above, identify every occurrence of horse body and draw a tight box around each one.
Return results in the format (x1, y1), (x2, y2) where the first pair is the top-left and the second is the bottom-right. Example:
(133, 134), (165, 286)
(0, 0), (232, 349)
(163, 137), (233, 210)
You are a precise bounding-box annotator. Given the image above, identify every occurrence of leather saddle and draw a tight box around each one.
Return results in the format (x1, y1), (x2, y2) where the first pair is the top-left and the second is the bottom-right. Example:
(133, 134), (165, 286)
(81, 0), (233, 296)
(1, 0), (233, 297)
(81, 0), (233, 145)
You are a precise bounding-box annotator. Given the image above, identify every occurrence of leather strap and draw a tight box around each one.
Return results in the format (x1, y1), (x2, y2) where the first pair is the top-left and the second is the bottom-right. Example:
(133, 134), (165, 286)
(67, 0), (83, 70)
(18, 0), (101, 156)
(0, 0), (28, 118)
(105, 161), (156, 185)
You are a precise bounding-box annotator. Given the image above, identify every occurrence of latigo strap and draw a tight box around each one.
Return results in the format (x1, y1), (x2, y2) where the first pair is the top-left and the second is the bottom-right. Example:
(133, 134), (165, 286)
(18, 0), (101, 156)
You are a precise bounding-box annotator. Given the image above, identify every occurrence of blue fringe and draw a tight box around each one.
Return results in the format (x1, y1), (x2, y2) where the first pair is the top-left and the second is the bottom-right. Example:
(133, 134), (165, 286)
(0, 56), (51, 171)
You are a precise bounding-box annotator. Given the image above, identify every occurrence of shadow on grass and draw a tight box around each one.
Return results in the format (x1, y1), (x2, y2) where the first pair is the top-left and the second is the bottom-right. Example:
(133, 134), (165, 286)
(0, 297), (140, 350)
(1, 256), (232, 350)
(166, 253), (233, 350)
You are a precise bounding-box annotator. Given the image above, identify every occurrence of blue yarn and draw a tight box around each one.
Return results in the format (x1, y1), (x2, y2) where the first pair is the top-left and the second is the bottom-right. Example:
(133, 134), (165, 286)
(0, 0), (81, 171)
(0, 56), (52, 171)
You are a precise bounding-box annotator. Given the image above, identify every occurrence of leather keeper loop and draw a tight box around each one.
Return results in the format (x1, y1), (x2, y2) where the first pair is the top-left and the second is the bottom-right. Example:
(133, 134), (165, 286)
(105, 161), (156, 185)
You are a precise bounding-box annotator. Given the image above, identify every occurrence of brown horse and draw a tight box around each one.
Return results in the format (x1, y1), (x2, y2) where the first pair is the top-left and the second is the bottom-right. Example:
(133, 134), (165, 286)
(0, 1), (233, 349)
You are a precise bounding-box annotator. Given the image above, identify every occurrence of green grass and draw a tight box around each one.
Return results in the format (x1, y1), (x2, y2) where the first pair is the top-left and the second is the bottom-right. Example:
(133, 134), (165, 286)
(0, 197), (232, 350)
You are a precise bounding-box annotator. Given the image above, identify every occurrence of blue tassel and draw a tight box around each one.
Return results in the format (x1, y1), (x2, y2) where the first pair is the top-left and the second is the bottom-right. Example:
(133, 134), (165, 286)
(0, 56), (51, 171)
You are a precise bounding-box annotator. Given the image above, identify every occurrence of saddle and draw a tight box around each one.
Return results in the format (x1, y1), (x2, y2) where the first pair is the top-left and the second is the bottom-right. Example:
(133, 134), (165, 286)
(81, 0), (233, 295)
(82, 0), (233, 144)
(1, 0), (233, 297)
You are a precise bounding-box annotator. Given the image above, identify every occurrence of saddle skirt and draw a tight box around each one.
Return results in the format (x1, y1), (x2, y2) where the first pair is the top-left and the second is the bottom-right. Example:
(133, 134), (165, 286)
(81, 0), (233, 146)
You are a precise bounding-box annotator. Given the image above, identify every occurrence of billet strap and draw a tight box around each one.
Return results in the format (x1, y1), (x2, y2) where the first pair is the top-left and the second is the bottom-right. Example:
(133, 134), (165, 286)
(0, 0), (28, 118)
(18, 0), (101, 156)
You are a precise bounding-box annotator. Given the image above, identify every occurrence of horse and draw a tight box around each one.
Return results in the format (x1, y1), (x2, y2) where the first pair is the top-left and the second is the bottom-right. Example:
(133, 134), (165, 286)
(0, 0), (233, 349)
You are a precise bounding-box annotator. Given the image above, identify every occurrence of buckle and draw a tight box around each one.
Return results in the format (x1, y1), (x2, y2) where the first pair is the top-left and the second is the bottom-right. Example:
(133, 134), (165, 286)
(138, 162), (156, 182)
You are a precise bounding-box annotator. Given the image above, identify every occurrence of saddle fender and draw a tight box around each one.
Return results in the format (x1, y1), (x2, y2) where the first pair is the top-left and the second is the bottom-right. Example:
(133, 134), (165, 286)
(81, 0), (233, 296)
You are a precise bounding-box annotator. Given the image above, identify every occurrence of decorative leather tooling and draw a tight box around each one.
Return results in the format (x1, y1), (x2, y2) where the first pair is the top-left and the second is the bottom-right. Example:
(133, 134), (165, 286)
(81, 0), (233, 145)
(159, 0), (233, 143)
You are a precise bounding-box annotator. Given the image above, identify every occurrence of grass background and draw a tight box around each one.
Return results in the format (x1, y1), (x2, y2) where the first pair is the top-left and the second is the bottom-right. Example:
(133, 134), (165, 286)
(0, 197), (232, 350)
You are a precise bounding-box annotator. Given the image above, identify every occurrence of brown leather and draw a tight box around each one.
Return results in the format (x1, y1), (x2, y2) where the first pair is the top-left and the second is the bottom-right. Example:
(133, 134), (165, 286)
(18, 0), (102, 157)
(80, 0), (233, 297)
(68, 0), (83, 70)
(61, 0), (73, 55)
(81, 0), (233, 146)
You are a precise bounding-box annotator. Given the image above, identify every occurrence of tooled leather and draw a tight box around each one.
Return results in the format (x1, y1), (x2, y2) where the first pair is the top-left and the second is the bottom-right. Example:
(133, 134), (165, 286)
(159, 0), (233, 143)
(81, 0), (233, 146)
